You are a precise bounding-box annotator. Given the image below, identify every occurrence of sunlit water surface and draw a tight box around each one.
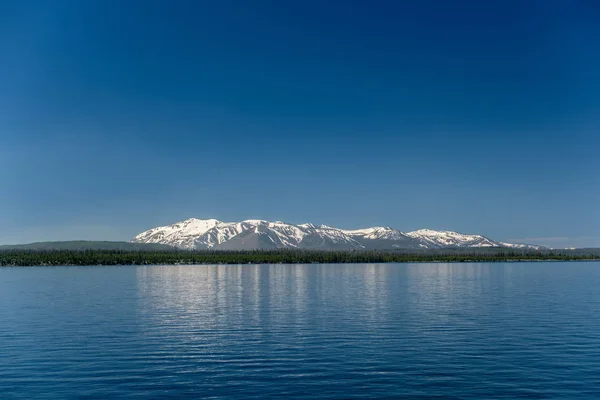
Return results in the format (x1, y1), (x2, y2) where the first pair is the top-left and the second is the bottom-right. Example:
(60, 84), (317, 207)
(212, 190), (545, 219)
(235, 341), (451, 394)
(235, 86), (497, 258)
(1, 262), (600, 399)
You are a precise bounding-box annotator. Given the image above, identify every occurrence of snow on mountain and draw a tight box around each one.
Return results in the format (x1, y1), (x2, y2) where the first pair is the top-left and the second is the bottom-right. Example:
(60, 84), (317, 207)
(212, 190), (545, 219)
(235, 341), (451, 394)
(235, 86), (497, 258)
(132, 218), (545, 251)
(343, 226), (407, 241)
(498, 242), (546, 251)
(299, 225), (365, 250)
(341, 227), (424, 249)
(298, 223), (316, 229)
(131, 218), (224, 249)
(405, 229), (500, 248)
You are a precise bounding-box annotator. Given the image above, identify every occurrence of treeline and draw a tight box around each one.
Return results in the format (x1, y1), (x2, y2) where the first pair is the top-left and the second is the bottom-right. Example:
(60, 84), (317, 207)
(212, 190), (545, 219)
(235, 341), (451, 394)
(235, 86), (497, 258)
(1, 249), (599, 266)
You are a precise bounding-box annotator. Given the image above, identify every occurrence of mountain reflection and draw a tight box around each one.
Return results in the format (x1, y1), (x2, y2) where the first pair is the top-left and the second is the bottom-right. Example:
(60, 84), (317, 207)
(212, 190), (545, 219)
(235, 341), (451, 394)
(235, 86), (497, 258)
(135, 264), (399, 335)
(134, 263), (517, 350)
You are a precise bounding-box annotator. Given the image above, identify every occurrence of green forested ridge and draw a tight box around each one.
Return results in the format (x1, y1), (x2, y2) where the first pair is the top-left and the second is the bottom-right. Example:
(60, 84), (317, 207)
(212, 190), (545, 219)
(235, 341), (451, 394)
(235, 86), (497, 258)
(1, 248), (599, 266)
(0, 241), (174, 251)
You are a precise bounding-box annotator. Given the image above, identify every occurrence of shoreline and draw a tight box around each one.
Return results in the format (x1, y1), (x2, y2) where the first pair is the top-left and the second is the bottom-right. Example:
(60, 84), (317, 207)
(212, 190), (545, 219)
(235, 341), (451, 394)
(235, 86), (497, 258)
(2, 259), (600, 268)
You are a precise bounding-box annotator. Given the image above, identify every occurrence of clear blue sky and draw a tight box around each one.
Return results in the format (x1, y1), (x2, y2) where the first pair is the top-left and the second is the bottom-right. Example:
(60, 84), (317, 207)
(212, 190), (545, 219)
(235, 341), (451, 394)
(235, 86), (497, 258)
(1, 0), (599, 248)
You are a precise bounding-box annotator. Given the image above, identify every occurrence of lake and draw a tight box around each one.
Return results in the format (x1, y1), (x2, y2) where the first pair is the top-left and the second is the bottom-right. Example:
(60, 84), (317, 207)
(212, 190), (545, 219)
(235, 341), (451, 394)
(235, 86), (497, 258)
(1, 262), (600, 399)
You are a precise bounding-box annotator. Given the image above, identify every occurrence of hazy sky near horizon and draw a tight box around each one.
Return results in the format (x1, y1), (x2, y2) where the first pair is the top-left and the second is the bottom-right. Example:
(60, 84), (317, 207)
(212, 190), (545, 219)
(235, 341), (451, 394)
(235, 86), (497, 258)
(1, 0), (599, 248)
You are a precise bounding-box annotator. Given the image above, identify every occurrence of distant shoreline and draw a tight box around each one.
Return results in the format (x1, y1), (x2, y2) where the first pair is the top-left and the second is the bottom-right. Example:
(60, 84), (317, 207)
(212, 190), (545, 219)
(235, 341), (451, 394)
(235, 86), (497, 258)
(1, 249), (599, 267)
(2, 260), (600, 267)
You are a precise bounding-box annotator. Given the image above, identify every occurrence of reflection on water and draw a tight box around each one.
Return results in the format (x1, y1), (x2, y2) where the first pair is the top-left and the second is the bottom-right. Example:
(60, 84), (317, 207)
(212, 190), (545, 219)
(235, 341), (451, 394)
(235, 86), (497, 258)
(1, 263), (600, 398)
(135, 264), (395, 339)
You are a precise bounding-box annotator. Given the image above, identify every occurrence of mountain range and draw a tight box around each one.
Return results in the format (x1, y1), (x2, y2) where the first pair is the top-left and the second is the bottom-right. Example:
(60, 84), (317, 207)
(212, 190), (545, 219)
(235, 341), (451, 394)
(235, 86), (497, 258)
(132, 218), (545, 251)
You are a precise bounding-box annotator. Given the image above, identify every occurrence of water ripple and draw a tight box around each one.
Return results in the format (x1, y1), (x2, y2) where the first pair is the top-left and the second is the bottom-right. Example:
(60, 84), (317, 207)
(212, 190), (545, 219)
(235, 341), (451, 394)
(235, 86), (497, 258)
(1, 263), (600, 399)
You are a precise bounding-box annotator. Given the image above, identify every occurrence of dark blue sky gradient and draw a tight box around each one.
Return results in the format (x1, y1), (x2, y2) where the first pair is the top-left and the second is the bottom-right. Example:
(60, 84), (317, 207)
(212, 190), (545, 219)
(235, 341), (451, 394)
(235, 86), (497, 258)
(1, 0), (599, 247)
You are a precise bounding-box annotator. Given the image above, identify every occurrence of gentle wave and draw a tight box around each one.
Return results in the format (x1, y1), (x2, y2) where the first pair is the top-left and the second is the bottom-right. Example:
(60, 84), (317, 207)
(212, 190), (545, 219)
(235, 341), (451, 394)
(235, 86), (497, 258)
(1, 263), (600, 399)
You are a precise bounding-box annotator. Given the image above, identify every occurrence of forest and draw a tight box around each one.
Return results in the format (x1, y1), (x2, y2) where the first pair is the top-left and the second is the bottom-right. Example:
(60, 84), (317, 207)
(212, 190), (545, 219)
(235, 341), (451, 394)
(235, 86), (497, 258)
(1, 248), (599, 266)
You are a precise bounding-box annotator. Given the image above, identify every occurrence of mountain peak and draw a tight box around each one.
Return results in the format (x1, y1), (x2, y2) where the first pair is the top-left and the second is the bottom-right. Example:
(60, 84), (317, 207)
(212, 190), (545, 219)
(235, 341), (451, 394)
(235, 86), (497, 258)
(182, 217), (221, 224)
(298, 223), (316, 229)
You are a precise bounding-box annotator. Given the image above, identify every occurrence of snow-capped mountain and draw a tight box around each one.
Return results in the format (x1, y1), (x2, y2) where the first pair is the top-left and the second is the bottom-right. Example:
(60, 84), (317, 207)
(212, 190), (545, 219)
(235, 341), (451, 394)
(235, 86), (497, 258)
(132, 218), (545, 251)
(131, 218), (224, 249)
(406, 229), (500, 248)
(498, 242), (546, 251)
(341, 227), (424, 249)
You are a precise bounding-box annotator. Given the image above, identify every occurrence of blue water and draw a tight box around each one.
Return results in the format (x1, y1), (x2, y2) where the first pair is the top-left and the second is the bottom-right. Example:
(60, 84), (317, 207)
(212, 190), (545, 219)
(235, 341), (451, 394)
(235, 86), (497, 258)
(1, 263), (600, 399)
